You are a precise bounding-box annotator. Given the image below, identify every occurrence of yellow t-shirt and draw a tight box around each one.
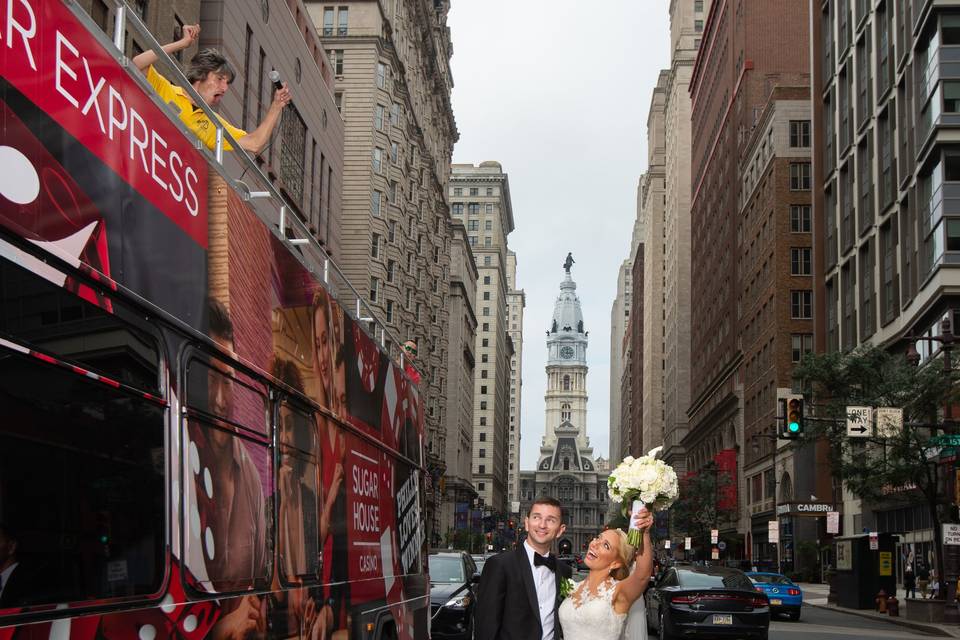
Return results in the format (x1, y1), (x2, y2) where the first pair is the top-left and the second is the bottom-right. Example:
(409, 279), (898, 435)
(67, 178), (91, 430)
(146, 65), (247, 151)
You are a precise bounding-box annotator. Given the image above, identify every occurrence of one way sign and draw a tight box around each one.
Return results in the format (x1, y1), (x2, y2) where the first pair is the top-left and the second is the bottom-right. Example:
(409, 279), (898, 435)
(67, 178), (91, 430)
(847, 406), (873, 437)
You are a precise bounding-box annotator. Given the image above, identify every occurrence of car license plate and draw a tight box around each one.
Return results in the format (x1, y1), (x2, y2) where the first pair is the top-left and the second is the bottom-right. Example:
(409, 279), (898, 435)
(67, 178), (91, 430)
(713, 614), (733, 625)
(770, 598), (782, 605)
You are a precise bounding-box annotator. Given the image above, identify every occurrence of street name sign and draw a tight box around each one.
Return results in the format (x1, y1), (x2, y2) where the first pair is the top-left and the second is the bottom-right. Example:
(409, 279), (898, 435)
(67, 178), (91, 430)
(876, 407), (904, 437)
(847, 406), (873, 437)
(869, 531), (878, 550)
(685, 537), (692, 550)
(930, 434), (960, 447)
(711, 529), (719, 544)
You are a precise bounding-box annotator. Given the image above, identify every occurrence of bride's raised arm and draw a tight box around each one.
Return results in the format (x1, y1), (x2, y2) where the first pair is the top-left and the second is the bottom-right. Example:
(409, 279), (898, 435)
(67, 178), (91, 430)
(613, 513), (655, 612)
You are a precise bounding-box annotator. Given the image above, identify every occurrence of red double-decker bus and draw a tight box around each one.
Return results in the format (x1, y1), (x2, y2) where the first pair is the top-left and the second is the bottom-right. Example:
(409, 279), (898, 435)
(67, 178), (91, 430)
(0, 1), (429, 639)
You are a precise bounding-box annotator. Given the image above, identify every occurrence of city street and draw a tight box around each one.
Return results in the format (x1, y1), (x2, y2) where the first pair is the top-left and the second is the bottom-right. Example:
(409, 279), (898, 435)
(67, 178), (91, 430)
(767, 607), (946, 639)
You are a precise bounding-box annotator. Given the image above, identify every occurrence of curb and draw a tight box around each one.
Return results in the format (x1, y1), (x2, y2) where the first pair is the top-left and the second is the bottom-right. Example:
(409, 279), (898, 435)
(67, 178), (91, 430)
(803, 600), (954, 637)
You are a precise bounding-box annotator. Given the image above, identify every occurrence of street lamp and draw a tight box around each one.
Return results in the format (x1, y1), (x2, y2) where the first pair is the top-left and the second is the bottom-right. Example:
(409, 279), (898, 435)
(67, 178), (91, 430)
(752, 427), (780, 574)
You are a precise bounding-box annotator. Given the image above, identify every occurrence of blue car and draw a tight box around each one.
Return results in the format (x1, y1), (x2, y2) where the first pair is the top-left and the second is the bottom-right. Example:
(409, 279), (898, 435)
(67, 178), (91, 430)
(746, 572), (803, 620)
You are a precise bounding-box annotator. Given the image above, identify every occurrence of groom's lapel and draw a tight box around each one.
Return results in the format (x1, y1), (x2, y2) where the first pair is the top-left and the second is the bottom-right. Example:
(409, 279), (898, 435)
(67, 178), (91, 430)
(516, 547), (540, 621)
(554, 560), (570, 611)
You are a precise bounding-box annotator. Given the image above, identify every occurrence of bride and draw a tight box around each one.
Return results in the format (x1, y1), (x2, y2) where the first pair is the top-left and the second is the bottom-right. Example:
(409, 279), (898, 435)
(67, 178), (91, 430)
(558, 508), (654, 640)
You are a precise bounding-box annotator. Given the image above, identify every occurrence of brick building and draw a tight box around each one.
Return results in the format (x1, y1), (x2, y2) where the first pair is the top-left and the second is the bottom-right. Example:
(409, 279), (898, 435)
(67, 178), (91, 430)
(688, 0), (810, 559)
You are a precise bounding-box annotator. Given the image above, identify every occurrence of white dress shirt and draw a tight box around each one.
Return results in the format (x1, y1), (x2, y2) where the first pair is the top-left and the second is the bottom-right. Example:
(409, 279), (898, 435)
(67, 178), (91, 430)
(523, 540), (557, 640)
(0, 562), (18, 600)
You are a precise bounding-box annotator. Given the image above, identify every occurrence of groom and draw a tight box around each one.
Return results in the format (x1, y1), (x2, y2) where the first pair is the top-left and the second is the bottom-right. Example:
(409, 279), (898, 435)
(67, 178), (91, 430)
(475, 497), (573, 640)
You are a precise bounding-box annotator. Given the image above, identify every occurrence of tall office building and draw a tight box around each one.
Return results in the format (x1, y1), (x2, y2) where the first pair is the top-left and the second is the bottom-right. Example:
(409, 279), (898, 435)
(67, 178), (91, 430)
(439, 222), (479, 538)
(813, 0), (960, 573)
(688, 0), (809, 559)
(506, 252), (526, 513)
(309, 0), (459, 542)
(661, 0), (707, 474)
(609, 197), (644, 464)
(450, 162), (516, 517)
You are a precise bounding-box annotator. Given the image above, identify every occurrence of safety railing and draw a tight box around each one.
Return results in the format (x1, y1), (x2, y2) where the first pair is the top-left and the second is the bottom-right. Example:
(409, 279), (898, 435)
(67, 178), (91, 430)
(68, 0), (422, 376)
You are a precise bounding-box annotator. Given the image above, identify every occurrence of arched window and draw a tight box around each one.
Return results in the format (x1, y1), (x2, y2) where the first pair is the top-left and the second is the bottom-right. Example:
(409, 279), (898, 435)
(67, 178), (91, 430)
(563, 375), (571, 390)
(561, 403), (571, 422)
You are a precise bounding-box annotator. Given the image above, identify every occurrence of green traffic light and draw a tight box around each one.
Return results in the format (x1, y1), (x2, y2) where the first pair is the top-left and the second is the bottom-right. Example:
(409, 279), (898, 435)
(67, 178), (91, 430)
(788, 421), (800, 433)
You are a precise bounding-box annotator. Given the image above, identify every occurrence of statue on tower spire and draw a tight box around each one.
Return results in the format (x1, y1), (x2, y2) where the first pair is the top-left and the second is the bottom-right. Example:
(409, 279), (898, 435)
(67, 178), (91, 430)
(563, 252), (575, 274)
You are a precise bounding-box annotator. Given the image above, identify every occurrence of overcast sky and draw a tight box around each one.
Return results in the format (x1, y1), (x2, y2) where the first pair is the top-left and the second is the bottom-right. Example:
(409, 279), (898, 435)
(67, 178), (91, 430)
(447, 1), (672, 470)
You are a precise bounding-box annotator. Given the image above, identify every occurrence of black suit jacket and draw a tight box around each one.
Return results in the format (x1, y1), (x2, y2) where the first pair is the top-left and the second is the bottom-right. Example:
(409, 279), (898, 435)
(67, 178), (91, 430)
(474, 546), (573, 640)
(0, 564), (33, 609)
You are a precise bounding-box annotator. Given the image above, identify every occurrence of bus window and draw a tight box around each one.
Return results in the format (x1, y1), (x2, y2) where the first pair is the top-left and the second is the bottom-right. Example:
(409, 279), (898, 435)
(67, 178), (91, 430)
(183, 354), (271, 593)
(0, 256), (161, 395)
(186, 356), (268, 435)
(0, 349), (165, 611)
(277, 400), (320, 583)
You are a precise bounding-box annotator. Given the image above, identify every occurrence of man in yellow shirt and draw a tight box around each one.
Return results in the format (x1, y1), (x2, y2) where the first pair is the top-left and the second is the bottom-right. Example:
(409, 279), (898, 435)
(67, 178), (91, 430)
(132, 25), (290, 154)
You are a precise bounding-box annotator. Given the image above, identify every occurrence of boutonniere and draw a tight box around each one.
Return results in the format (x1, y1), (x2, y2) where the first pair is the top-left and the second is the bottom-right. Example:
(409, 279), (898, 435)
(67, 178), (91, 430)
(559, 577), (575, 599)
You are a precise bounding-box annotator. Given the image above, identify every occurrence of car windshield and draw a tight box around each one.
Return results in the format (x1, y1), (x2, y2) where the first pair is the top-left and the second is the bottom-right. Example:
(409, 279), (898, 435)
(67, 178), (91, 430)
(678, 570), (753, 589)
(431, 556), (465, 582)
(750, 574), (792, 585)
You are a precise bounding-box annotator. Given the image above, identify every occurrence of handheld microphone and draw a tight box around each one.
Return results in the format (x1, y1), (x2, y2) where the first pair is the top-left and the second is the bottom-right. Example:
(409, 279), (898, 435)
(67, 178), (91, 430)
(269, 69), (284, 92)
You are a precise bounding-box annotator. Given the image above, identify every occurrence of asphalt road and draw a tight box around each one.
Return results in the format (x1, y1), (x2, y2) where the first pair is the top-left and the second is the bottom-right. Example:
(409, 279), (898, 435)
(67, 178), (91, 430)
(764, 605), (945, 639)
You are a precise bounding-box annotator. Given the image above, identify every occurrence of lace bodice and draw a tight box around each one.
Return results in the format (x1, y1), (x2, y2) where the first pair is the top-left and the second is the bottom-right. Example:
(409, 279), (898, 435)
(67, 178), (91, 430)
(557, 578), (628, 640)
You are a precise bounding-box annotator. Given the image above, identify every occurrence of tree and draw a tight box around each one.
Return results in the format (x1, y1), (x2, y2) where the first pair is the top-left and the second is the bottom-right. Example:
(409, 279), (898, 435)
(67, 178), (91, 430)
(793, 344), (959, 597)
(670, 463), (738, 559)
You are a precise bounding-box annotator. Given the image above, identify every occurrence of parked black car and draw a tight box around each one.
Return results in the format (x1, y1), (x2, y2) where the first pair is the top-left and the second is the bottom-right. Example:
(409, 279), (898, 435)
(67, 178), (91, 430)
(646, 564), (770, 640)
(429, 551), (480, 640)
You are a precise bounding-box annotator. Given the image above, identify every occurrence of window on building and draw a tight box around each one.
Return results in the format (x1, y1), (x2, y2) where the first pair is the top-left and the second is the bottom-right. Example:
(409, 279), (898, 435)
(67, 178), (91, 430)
(369, 277), (379, 302)
(695, 19), (703, 32)
(386, 260), (395, 283)
(485, 220), (493, 231)
(483, 323), (490, 332)
(468, 203), (480, 215)
(482, 307), (490, 316)
(371, 191), (383, 217)
(452, 203), (463, 215)
(791, 247), (812, 275)
(563, 375), (571, 391)
(278, 107), (307, 207)
(481, 370), (488, 379)
(470, 188), (479, 196)
(469, 236), (477, 246)
(337, 6), (348, 35)
(482, 338), (489, 347)
(789, 120), (811, 147)
(376, 62), (386, 89)
(791, 290), (813, 319)
(454, 188), (462, 196)
(388, 220), (397, 243)
(374, 104), (384, 130)
(371, 233), (381, 258)
(390, 142), (399, 164)
(791, 334), (814, 363)
(480, 401), (487, 410)
(790, 163), (811, 190)
(327, 49), (344, 75)
(322, 7), (334, 35)
(372, 147), (383, 173)
(468, 219), (479, 231)
(484, 256), (492, 266)
(695, 0), (703, 10)
(483, 275), (491, 285)
(790, 205), (811, 232)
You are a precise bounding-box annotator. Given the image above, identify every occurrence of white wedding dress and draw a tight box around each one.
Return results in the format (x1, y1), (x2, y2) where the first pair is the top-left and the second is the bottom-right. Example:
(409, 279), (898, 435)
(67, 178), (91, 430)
(557, 579), (630, 640)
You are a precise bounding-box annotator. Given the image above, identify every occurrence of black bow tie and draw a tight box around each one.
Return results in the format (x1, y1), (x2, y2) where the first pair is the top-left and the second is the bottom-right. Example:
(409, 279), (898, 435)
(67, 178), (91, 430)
(534, 552), (557, 572)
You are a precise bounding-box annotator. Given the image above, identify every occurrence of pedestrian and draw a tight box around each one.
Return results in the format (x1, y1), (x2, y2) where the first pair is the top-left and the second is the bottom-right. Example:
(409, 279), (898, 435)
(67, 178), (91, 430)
(904, 565), (916, 599)
(918, 563), (931, 599)
(931, 569), (940, 599)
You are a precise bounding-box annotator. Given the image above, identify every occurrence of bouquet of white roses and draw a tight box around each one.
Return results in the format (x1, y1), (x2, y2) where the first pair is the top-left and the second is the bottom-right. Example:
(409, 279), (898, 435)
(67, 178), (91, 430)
(607, 446), (679, 551)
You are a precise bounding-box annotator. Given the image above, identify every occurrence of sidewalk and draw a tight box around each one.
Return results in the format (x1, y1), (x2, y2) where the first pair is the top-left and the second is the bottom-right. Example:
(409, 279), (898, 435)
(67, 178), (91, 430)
(797, 582), (960, 637)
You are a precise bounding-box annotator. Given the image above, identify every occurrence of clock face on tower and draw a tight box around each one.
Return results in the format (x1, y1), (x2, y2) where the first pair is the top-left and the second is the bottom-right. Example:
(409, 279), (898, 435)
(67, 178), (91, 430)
(560, 346), (575, 359)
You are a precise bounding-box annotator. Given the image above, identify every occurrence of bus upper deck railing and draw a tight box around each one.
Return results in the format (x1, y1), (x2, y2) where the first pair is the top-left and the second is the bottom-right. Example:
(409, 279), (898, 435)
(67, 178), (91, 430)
(69, 0), (422, 377)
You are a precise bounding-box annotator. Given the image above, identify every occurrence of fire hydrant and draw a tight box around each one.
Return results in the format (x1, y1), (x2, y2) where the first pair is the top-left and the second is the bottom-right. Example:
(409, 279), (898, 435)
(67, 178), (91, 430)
(876, 589), (888, 613)
(887, 595), (900, 617)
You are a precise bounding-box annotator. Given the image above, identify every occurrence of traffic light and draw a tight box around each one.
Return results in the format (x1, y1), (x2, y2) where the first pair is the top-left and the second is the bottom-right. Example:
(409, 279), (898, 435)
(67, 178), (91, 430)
(781, 396), (804, 439)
